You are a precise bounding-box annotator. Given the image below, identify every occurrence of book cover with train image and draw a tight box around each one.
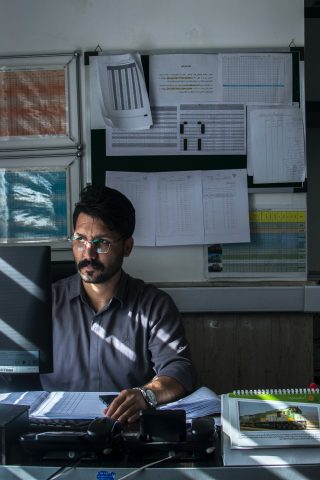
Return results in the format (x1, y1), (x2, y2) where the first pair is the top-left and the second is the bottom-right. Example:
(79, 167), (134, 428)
(222, 389), (320, 448)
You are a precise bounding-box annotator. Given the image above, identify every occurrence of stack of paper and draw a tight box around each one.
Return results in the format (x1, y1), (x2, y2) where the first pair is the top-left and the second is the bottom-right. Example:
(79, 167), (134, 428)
(0, 391), (110, 419)
(159, 386), (221, 419)
(0, 387), (221, 421)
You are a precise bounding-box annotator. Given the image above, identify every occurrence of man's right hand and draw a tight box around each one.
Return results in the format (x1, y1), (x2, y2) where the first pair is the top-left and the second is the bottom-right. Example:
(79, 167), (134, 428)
(104, 388), (148, 423)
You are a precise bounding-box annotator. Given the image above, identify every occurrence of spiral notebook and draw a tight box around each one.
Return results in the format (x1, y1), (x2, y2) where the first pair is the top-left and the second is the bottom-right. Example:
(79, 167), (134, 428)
(221, 388), (320, 466)
(222, 388), (320, 449)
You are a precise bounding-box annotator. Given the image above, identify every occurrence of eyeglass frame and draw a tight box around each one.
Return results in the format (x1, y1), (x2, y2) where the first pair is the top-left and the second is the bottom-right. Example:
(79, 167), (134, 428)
(68, 233), (124, 254)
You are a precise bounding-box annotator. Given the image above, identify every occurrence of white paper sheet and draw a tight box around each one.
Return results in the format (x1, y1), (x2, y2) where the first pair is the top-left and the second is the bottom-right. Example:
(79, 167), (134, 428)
(219, 53), (292, 104)
(202, 169), (250, 244)
(0, 390), (117, 419)
(106, 170), (250, 246)
(249, 107), (305, 184)
(149, 53), (219, 105)
(105, 106), (179, 155)
(149, 52), (292, 106)
(246, 104), (299, 176)
(159, 386), (221, 419)
(106, 103), (246, 156)
(31, 391), (113, 419)
(155, 171), (204, 246)
(92, 53), (152, 130)
(106, 171), (156, 246)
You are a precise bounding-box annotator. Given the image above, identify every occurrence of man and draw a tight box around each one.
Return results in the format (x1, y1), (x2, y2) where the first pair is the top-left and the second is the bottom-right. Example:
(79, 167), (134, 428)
(41, 185), (196, 423)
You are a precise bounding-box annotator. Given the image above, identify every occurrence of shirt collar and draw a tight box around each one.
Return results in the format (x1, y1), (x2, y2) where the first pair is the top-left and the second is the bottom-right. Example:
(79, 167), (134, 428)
(69, 270), (128, 307)
(114, 270), (128, 306)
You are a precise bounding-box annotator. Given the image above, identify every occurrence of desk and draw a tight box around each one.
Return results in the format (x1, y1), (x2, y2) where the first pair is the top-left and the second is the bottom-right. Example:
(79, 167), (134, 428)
(3, 420), (320, 479)
(1, 464), (320, 479)
(2, 435), (320, 479)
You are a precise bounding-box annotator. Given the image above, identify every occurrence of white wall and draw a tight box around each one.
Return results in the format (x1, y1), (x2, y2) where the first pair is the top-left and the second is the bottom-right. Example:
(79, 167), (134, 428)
(0, 0), (304, 283)
(0, 0), (304, 54)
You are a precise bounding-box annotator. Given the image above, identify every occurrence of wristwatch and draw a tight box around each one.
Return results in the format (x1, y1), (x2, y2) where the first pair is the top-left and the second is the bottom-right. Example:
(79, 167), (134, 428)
(134, 387), (158, 408)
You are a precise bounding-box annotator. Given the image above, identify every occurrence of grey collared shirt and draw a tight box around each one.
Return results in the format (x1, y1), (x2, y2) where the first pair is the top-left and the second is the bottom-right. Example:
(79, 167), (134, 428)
(40, 271), (196, 392)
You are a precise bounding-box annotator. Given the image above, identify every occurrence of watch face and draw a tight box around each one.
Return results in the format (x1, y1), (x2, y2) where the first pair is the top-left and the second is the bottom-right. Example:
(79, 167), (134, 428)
(145, 389), (157, 407)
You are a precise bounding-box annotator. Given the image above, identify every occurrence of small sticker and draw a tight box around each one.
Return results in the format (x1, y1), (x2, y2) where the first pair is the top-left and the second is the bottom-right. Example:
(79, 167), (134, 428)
(97, 472), (116, 480)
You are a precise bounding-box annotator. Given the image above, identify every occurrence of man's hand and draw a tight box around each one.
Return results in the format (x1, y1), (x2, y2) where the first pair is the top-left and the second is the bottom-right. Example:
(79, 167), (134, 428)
(104, 388), (148, 423)
(104, 376), (187, 423)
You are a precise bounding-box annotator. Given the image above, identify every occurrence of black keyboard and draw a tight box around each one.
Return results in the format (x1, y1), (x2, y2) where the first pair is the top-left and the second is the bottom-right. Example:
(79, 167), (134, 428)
(28, 417), (93, 432)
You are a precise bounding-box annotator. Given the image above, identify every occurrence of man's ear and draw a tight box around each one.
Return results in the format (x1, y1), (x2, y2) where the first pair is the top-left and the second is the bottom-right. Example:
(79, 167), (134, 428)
(123, 237), (134, 257)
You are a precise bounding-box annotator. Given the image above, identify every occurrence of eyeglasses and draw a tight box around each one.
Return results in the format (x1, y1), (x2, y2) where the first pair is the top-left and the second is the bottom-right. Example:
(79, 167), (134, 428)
(68, 234), (123, 254)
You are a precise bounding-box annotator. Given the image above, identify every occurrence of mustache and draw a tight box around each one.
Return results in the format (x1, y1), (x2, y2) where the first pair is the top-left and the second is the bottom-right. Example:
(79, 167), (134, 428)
(77, 259), (104, 270)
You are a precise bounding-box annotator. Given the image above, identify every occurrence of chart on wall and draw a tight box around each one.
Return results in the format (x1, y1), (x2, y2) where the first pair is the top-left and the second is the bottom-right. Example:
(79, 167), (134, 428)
(0, 52), (81, 153)
(205, 192), (306, 280)
(0, 168), (68, 241)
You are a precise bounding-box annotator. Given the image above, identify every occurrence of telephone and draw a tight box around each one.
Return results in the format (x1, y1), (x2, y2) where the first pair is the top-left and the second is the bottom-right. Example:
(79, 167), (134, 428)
(19, 411), (218, 461)
(19, 416), (123, 459)
(124, 410), (218, 460)
(87, 416), (122, 440)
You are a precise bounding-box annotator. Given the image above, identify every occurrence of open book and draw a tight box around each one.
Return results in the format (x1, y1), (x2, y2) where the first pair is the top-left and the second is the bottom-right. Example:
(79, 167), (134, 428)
(221, 388), (320, 466)
(0, 391), (116, 419)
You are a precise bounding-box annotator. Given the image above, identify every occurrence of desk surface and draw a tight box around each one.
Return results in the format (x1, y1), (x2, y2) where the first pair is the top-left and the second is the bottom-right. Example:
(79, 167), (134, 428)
(3, 420), (320, 479)
(1, 464), (320, 479)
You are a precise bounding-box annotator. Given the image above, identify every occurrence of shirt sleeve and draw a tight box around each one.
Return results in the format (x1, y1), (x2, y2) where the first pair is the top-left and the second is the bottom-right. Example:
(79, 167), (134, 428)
(145, 286), (197, 392)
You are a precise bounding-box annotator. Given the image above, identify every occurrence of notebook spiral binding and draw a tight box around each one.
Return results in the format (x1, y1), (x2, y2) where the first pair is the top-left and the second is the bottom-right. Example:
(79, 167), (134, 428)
(233, 388), (320, 395)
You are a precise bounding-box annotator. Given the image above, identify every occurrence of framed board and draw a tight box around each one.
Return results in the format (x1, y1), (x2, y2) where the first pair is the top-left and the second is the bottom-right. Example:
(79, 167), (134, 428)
(0, 51), (82, 154)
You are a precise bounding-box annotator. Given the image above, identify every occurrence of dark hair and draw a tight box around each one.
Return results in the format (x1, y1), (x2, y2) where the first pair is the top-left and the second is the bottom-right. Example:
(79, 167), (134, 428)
(73, 185), (135, 239)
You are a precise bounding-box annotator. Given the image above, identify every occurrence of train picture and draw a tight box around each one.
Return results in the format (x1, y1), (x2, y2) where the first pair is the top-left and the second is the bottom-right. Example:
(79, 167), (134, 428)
(238, 401), (319, 431)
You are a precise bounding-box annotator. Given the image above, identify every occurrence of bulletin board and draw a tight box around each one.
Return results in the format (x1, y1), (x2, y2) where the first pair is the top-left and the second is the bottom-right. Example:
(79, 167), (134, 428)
(85, 47), (304, 190)
(84, 47), (308, 285)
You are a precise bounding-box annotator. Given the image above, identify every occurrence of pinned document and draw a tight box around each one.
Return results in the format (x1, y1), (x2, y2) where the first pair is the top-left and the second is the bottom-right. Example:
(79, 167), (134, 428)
(248, 106), (306, 184)
(92, 53), (152, 130)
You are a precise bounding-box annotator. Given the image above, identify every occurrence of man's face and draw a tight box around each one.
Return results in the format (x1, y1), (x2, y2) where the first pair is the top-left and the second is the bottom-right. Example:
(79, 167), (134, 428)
(72, 212), (133, 284)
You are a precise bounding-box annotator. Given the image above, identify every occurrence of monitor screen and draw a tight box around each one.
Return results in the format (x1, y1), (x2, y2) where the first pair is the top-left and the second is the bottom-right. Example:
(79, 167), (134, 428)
(0, 245), (53, 375)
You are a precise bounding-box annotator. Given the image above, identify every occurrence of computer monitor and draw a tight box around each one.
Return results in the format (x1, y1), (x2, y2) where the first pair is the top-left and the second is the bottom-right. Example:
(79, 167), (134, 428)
(0, 245), (53, 379)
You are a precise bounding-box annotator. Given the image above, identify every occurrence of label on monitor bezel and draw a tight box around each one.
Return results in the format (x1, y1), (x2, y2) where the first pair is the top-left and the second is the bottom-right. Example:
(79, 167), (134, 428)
(0, 350), (40, 373)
